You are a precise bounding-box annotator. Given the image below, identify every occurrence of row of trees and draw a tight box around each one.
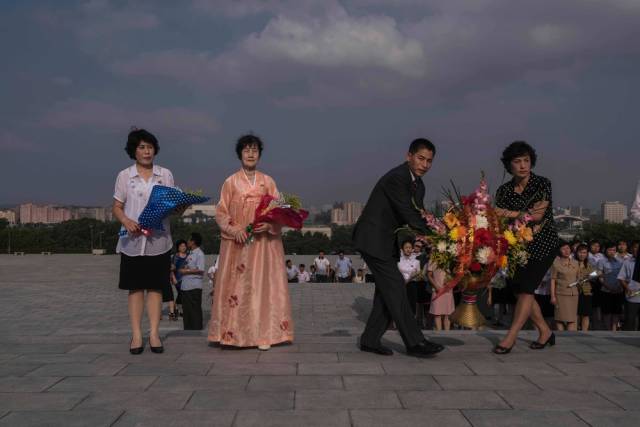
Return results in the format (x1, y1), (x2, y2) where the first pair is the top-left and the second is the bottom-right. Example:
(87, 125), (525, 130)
(1, 217), (637, 255)
(0, 218), (356, 255)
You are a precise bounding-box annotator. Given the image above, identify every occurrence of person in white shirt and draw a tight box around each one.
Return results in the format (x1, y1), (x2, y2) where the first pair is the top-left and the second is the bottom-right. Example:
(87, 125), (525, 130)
(113, 128), (174, 355)
(313, 251), (331, 282)
(334, 251), (353, 283)
(616, 240), (632, 263)
(353, 269), (366, 283)
(618, 244), (640, 330)
(398, 240), (423, 321)
(207, 256), (219, 299)
(286, 259), (299, 283)
(298, 264), (311, 283)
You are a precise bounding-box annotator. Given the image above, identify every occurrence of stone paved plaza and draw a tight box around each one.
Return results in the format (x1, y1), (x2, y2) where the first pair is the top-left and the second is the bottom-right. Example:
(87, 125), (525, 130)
(1, 255), (639, 426)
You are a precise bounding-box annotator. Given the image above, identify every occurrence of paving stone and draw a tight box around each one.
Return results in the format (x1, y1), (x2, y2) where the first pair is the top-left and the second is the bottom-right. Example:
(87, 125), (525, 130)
(398, 390), (510, 409)
(174, 352), (259, 364)
(258, 352), (338, 363)
(465, 361), (562, 376)
(208, 363), (297, 376)
(298, 362), (384, 375)
(528, 375), (637, 392)
(12, 353), (102, 364)
(382, 362), (473, 376)
(118, 362), (212, 376)
(0, 392), (88, 411)
(0, 354), (19, 362)
(113, 409), (235, 427)
(462, 409), (588, 427)
(494, 352), (584, 363)
(350, 409), (471, 427)
(343, 375), (441, 391)
(549, 362), (640, 376)
(598, 391), (640, 410)
(26, 361), (126, 377)
(235, 410), (351, 427)
(0, 344), (77, 354)
(150, 375), (249, 391)
(0, 364), (42, 377)
(76, 391), (192, 411)
(247, 375), (343, 391)
(298, 343), (360, 353)
(575, 410), (640, 426)
(295, 390), (401, 409)
(0, 410), (123, 427)
(0, 376), (62, 392)
(498, 390), (620, 410)
(50, 376), (158, 392)
(617, 376), (640, 390)
(429, 376), (541, 393)
(186, 391), (294, 410)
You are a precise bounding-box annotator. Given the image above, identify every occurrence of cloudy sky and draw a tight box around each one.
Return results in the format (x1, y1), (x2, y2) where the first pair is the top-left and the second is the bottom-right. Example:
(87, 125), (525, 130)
(1, 0), (639, 210)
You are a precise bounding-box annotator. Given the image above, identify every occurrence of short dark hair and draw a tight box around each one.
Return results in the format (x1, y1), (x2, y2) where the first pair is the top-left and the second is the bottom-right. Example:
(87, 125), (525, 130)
(575, 243), (589, 267)
(235, 134), (263, 160)
(319, 250), (325, 254)
(189, 232), (202, 247)
(501, 141), (537, 174)
(175, 239), (187, 249)
(401, 238), (415, 248)
(125, 128), (159, 160)
(603, 241), (617, 251)
(286, 259), (292, 263)
(617, 239), (628, 246)
(409, 138), (436, 155)
(299, 264), (306, 268)
(558, 240), (571, 249)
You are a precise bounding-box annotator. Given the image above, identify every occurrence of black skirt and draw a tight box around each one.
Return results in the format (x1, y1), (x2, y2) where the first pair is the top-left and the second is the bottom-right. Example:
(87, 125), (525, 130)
(119, 251), (171, 291)
(509, 253), (556, 295)
(535, 294), (554, 318)
(578, 294), (593, 316)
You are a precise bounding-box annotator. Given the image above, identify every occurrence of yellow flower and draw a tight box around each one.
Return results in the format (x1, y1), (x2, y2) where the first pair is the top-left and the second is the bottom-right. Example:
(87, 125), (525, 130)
(504, 230), (517, 246)
(444, 212), (460, 229)
(449, 227), (459, 241)
(518, 226), (533, 242)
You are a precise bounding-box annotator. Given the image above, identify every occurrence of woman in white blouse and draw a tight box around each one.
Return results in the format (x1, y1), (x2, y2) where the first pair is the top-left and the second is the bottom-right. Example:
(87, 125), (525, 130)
(112, 129), (175, 355)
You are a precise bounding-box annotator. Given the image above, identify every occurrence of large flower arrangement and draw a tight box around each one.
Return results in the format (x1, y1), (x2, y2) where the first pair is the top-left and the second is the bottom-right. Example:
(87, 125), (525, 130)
(245, 192), (309, 244)
(414, 175), (534, 327)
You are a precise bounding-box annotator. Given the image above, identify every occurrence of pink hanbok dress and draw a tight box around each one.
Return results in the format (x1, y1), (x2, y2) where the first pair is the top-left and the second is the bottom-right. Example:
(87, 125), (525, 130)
(207, 170), (294, 347)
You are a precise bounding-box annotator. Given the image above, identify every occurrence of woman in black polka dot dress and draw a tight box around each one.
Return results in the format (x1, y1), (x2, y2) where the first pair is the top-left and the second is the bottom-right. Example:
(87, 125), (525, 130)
(493, 141), (559, 354)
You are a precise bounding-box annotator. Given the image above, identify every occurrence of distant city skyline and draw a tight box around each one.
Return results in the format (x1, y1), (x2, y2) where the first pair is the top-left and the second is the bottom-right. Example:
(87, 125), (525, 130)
(1, 1), (639, 209)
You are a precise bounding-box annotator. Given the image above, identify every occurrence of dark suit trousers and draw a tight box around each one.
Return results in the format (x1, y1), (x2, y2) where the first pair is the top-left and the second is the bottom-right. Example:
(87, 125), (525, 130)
(360, 253), (425, 348)
(181, 288), (203, 330)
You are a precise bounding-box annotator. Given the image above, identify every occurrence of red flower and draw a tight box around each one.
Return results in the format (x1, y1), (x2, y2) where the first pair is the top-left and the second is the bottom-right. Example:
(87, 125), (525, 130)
(474, 228), (494, 247)
(469, 262), (482, 272)
(222, 331), (234, 340)
(280, 320), (289, 331)
(228, 295), (239, 308)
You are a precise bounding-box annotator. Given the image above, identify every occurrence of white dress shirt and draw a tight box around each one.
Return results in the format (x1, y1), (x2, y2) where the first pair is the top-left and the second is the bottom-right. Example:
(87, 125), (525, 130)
(398, 254), (420, 284)
(114, 164), (174, 256)
(298, 271), (311, 283)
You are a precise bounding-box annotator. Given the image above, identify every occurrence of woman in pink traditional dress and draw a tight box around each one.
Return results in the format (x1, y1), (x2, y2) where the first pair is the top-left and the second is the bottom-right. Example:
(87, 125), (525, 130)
(207, 135), (294, 350)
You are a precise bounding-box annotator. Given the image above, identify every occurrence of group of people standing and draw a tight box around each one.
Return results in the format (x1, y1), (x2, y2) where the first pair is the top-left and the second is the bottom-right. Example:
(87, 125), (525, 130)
(113, 129), (637, 359)
(114, 130), (293, 354)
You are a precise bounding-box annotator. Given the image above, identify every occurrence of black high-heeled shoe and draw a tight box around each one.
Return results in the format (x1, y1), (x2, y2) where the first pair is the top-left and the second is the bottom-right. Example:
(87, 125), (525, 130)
(493, 343), (514, 354)
(149, 337), (164, 354)
(129, 338), (144, 355)
(530, 333), (555, 350)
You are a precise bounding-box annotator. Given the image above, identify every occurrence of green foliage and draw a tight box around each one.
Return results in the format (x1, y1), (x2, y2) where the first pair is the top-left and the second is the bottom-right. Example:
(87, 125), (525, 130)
(0, 219), (357, 255)
(577, 223), (640, 244)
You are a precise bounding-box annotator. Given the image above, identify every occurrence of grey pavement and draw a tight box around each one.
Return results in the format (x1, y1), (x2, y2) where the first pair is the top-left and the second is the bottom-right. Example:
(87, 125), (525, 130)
(0, 254), (639, 426)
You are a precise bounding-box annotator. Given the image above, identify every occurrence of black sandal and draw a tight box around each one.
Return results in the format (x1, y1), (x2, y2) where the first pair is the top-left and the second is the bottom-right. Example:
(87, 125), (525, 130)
(493, 344), (513, 354)
(530, 333), (555, 350)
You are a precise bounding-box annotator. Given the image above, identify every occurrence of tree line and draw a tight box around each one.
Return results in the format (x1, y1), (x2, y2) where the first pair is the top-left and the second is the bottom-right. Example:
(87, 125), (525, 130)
(1, 218), (637, 255)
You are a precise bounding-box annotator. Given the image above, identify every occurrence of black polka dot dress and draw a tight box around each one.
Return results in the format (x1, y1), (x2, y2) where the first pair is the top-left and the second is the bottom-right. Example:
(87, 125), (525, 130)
(496, 173), (560, 294)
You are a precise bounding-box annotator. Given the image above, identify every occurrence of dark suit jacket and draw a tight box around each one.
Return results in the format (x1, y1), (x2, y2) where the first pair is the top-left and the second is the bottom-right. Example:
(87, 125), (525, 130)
(353, 162), (429, 261)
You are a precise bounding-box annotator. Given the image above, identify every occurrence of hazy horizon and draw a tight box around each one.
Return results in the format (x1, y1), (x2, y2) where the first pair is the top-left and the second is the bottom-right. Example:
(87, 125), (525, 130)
(2, 1), (639, 209)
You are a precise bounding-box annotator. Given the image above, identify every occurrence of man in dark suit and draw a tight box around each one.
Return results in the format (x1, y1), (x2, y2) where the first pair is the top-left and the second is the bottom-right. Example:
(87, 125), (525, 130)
(353, 138), (444, 357)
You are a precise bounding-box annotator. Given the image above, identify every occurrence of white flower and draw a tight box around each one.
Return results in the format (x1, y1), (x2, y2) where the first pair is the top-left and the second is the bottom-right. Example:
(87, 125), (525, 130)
(447, 243), (458, 255)
(475, 214), (489, 229)
(436, 241), (447, 252)
(476, 246), (494, 264)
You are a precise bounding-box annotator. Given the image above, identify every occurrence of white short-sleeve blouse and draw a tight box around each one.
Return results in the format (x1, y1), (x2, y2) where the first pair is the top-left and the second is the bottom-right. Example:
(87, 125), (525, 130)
(114, 164), (174, 257)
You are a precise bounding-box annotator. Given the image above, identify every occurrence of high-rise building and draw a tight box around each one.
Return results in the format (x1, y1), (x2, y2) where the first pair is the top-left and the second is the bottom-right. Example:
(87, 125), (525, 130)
(19, 203), (72, 224)
(602, 201), (628, 224)
(0, 209), (16, 224)
(330, 201), (362, 225)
